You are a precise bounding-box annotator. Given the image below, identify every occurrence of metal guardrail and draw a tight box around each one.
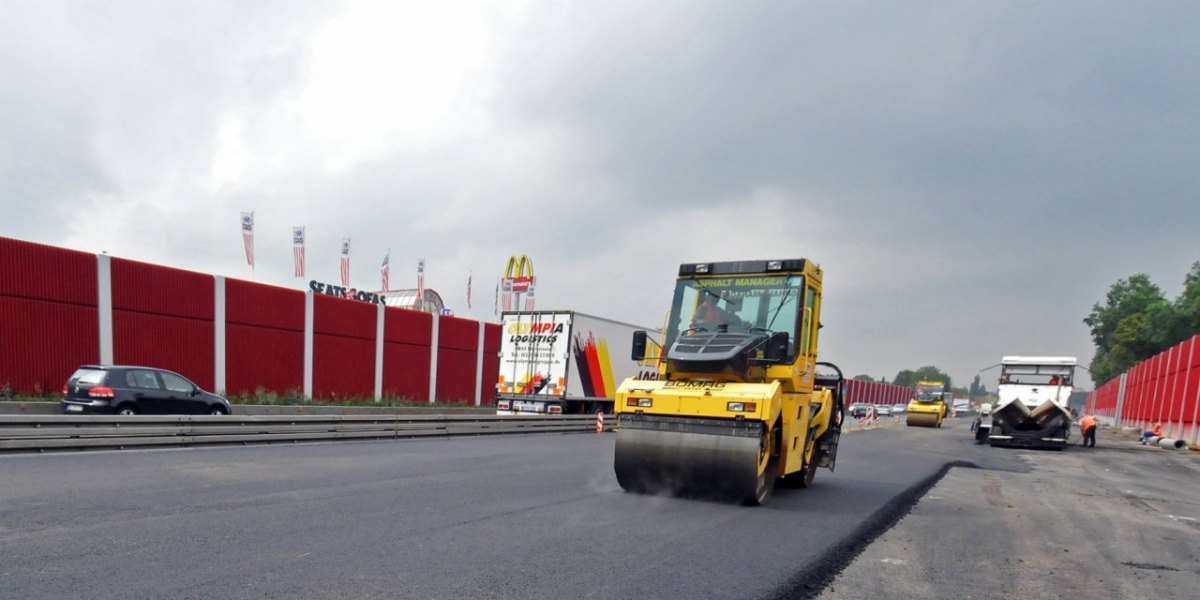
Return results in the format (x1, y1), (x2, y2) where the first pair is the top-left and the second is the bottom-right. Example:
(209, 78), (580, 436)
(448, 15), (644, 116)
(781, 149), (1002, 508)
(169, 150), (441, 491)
(0, 414), (613, 453)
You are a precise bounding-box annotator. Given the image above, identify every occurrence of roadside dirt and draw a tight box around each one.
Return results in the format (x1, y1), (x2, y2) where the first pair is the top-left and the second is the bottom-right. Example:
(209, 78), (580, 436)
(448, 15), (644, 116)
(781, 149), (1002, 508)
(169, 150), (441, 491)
(818, 435), (1200, 600)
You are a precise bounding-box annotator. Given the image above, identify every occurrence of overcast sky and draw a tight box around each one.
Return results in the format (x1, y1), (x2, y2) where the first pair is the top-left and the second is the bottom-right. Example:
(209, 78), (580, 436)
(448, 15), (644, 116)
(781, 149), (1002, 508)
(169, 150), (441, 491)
(3, 1), (1198, 390)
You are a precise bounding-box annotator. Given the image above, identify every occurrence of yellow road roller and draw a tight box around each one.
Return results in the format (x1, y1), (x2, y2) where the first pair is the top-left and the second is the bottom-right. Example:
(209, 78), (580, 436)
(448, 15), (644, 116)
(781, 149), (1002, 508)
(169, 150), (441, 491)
(613, 259), (844, 505)
(905, 380), (948, 427)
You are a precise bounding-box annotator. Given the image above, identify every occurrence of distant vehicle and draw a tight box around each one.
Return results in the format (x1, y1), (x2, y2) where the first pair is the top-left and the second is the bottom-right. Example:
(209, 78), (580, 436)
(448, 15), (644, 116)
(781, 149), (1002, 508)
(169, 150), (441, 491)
(62, 365), (232, 415)
(874, 404), (892, 416)
(494, 310), (660, 415)
(987, 356), (1076, 449)
(849, 403), (871, 418)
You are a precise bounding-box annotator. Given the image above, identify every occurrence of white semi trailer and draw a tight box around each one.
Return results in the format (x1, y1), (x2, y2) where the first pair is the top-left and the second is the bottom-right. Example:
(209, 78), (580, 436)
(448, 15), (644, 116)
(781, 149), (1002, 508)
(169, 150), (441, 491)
(987, 356), (1077, 449)
(494, 311), (660, 415)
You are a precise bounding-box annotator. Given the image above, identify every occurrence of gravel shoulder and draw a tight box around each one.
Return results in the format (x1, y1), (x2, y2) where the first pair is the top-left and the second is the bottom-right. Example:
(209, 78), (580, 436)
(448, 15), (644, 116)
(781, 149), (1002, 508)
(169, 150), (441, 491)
(818, 429), (1200, 600)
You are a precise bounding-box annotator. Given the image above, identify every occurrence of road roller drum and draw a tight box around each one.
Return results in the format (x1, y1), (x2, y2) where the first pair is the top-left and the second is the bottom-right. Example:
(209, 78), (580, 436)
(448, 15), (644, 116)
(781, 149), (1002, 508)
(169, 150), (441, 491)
(906, 412), (941, 427)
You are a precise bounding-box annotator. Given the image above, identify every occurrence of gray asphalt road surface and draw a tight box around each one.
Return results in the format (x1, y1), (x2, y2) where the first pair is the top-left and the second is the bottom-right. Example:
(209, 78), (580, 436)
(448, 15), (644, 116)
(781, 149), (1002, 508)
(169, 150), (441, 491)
(0, 420), (1012, 599)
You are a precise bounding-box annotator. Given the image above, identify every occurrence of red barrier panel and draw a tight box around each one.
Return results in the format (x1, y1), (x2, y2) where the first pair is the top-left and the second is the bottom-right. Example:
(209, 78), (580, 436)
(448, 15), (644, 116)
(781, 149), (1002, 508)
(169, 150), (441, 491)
(480, 323), (501, 404)
(312, 295), (375, 399)
(843, 380), (914, 406)
(225, 279), (305, 396)
(0, 237), (98, 305)
(111, 258), (214, 390)
(436, 316), (481, 403)
(0, 238), (99, 394)
(0, 297), (99, 393)
(383, 307), (432, 400)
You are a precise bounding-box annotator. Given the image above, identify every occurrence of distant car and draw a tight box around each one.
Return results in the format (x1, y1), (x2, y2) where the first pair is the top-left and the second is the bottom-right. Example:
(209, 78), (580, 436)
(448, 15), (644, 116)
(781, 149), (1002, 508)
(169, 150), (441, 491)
(874, 404), (893, 416)
(849, 403), (871, 418)
(62, 365), (232, 415)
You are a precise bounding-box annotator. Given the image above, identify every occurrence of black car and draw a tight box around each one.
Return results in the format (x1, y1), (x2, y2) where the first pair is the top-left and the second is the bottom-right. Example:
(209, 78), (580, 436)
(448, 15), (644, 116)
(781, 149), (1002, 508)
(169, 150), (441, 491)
(849, 403), (871, 418)
(62, 365), (232, 415)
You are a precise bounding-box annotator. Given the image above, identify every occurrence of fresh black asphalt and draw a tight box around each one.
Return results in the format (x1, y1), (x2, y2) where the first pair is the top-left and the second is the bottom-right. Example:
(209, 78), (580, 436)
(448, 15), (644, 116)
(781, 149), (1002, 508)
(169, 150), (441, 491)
(0, 418), (1016, 599)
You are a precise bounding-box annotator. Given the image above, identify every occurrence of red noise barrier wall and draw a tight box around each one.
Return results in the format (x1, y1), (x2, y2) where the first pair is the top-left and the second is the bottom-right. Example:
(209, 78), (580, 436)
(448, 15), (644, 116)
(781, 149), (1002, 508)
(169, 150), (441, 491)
(436, 315), (483, 403)
(383, 307), (433, 400)
(313, 294), (376, 399)
(844, 379), (914, 406)
(225, 280), (305, 397)
(0, 236), (499, 404)
(0, 238), (99, 394)
(1087, 334), (1200, 444)
(111, 258), (215, 391)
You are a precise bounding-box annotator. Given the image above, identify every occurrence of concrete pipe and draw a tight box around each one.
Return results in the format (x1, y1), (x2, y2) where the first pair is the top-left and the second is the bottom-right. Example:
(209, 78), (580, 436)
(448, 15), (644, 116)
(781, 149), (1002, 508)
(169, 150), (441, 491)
(1157, 438), (1187, 450)
(1146, 436), (1162, 445)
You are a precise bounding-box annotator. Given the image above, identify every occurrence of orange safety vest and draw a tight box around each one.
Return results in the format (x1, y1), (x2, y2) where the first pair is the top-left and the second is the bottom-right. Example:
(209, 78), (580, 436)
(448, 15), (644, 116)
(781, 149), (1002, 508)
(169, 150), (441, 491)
(1080, 416), (1097, 432)
(1150, 422), (1163, 436)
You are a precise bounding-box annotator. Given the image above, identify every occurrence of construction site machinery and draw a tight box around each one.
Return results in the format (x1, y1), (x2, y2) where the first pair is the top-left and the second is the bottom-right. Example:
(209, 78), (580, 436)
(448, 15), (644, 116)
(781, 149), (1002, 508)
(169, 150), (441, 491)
(987, 356), (1076, 449)
(971, 402), (993, 443)
(494, 311), (660, 415)
(613, 259), (845, 506)
(906, 380), (949, 427)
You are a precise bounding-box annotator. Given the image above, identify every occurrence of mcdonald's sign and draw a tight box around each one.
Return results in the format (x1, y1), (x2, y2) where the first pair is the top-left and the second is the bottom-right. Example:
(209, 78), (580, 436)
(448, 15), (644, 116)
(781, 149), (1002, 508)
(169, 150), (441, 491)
(502, 255), (536, 311)
(504, 255), (535, 292)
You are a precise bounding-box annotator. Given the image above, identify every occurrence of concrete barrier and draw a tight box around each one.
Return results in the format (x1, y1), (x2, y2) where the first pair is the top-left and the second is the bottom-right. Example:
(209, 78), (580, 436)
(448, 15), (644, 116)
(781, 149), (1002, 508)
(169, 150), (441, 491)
(0, 401), (495, 417)
(0, 413), (603, 453)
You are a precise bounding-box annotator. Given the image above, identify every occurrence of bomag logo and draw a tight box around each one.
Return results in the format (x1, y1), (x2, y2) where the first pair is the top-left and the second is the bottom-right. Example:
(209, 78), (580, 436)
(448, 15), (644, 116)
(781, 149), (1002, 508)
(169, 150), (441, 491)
(507, 322), (565, 335)
(663, 381), (727, 390)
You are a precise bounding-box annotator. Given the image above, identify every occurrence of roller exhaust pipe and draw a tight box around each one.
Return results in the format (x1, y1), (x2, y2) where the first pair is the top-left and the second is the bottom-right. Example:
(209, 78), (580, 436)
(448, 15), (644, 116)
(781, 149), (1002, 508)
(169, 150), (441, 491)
(1157, 438), (1187, 450)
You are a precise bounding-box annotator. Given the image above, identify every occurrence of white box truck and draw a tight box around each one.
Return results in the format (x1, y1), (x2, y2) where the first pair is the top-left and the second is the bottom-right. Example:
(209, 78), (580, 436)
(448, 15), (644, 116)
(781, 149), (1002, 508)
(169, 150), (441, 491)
(494, 310), (660, 415)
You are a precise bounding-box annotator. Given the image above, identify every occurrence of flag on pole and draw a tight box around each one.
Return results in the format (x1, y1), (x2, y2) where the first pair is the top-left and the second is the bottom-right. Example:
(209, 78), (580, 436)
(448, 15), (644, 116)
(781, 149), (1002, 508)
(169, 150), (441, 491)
(466, 272), (472, 310)
(240, 212), (254, 266)
(340, 238), (351, 286)
(380, 250), (390, 292)
(416, 259), (425, 311)
(292, 226), (306, 277)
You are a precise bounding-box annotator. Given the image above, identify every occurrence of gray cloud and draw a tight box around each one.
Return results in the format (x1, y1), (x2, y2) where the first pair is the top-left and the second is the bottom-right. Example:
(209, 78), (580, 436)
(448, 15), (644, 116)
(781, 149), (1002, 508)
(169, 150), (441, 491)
(2, 1), (1198, 389)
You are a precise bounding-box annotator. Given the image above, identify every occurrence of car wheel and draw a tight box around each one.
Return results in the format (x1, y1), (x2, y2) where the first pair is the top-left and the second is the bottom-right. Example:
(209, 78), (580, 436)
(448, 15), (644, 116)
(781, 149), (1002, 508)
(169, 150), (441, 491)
(116, 405), (138, 416)
(208, 406), (229, 416)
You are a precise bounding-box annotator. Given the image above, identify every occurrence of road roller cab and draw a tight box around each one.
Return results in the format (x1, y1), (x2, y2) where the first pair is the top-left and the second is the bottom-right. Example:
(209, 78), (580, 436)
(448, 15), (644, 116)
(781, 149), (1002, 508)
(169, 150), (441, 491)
(614, 259), (844, 505)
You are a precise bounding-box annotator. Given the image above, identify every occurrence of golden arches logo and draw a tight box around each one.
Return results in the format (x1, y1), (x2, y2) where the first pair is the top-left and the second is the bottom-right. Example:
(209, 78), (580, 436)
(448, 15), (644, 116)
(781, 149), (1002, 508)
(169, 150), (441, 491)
(503, 255), (535, 279)
(503, 255), (535, 293)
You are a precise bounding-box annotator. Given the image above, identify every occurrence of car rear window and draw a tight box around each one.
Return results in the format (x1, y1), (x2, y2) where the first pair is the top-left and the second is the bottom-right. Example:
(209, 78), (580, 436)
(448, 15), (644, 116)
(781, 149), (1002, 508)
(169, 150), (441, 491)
(70, 368), (108, 386)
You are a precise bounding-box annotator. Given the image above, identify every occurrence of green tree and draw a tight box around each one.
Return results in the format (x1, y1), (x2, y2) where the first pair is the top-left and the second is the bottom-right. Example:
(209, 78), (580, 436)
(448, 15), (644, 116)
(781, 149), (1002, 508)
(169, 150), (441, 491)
(852, 374), (875, 382)
(892, 366), (952, 389)
(1171, 261), (1200, 343)
(1083, 274), (1173, 384)
(968, 374), (986, 397)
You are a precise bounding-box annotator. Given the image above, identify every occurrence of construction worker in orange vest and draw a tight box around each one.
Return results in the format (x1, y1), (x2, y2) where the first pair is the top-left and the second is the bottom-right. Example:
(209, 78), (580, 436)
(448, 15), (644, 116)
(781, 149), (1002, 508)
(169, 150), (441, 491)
(1141, 420), (1163, 444)
(1077, 414), (1098, 448)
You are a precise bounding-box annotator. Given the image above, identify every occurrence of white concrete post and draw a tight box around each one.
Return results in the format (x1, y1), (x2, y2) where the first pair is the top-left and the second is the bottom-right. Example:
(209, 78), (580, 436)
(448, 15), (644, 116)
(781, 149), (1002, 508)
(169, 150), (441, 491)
(1114, 372), (1128, 428)
(474, 320), (485, 406)
(303, 291), (313, 400)
(374, 303), (384, 402)
(1168, 341), (1185, 438)
(96, 254), (113, 365)
(428, 313), (439, 404)
(1184, 336), (1199, 445)
(214, 276), (225, 394)
(1148, 352), (1166, 429)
